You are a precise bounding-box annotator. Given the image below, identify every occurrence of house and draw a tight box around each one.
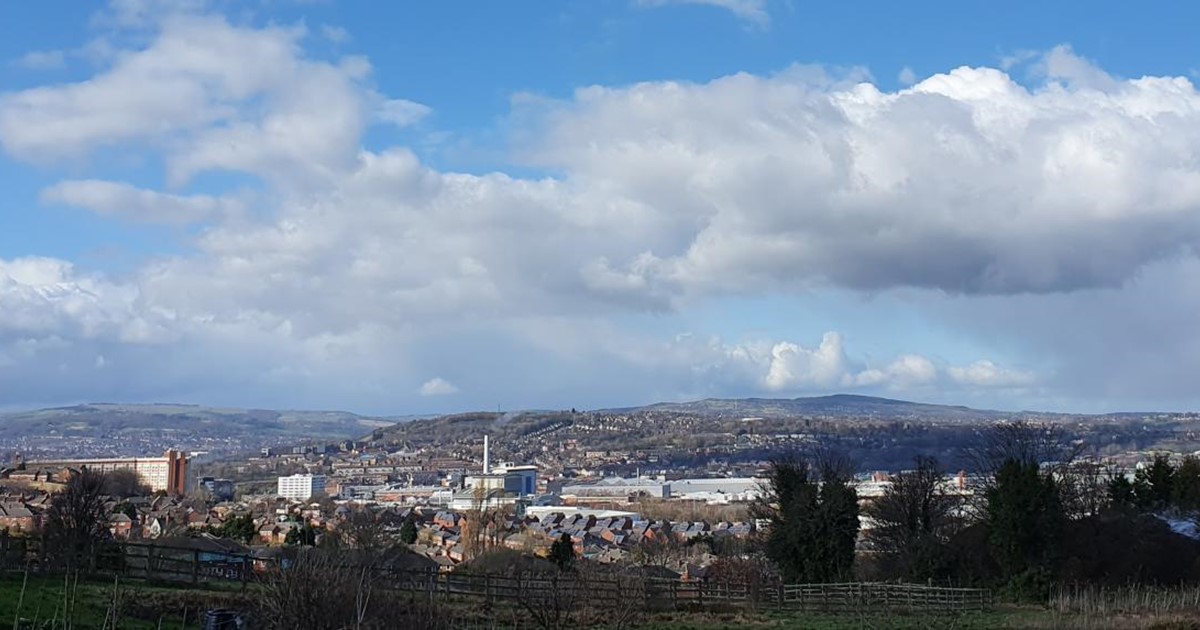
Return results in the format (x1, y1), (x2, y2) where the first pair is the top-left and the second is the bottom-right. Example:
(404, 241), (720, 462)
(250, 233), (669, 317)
(258, 523), (283, 545)
(108, 513), (134, 539)
(0, 503), (37, 533)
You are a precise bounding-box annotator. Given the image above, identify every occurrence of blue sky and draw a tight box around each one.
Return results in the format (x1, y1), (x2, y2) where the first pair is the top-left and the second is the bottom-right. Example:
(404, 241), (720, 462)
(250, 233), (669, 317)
(2, 0), (1200, 415)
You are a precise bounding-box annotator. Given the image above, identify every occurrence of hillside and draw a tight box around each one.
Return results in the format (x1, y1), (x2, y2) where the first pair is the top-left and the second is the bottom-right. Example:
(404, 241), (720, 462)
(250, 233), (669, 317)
(621, 394), (1004, 420)
(0, 403), (392, 443)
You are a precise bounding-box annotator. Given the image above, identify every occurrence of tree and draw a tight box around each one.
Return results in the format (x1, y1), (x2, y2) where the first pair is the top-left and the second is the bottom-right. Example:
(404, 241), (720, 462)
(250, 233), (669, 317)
(44, 468), (111, 568)
(961, 420), (1079, 521)
(398, 518), (418, 545)
(865, 455), (958, 580)
(113, 501), (139, 521)
(1059, 459), (1117, 519)
(338, 507), (393, 552)
(1134, 453), (1176, 511)
(286, 523), (318, 546)
(1107, 472), (1137, 512)
(986, 459), (1064, 584)
(750, 453), (859, 583)
(215, 513), (258, 544)
(1173, 455), (1200, 512)
(102, 469), (150, 498)
(549, 533), (575, 571)
(462, 489), (508, 561)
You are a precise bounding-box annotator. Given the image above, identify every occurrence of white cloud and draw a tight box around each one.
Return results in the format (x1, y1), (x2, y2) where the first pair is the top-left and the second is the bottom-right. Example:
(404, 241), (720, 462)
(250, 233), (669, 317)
(520, 51), (1200, 298)
(763, 332), (850, 390)
(0, 257), (168, 344)
(947, 359), (1035, 387)
(855, 355), (938, 389)
(11, 50), (66, 70)
(636, 0), (770, 28)
(377, 99), (431, 127)
(0, 14), (368, 188)
(41, 179), (241, 224)
(419, 377), (459, 396)
(897, 66), (916, 86)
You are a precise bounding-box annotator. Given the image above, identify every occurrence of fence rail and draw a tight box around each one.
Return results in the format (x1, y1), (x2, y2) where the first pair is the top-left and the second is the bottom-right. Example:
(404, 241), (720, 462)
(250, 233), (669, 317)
(0, 537), (991, 614)
(375, 571), (991, 613)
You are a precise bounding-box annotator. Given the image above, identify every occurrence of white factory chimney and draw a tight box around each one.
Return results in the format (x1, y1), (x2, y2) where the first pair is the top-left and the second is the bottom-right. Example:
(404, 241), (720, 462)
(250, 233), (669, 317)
(483, 434), (490, 475)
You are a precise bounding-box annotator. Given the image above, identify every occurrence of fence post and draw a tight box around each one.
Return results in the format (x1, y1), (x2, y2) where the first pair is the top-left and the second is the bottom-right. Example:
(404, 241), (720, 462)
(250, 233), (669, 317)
(191, 549), (199, 585)
(777, 582), (784, 609)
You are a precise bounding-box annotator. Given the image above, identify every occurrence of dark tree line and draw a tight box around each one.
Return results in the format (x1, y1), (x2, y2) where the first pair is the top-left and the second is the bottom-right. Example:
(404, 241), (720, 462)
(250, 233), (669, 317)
(751, 422), (1200, 601)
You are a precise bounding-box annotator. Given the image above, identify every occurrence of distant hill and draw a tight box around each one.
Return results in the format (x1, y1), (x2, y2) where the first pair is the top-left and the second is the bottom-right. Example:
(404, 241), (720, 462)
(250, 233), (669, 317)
(608, 394), (1005, 420)
(0, 403), (393, 442)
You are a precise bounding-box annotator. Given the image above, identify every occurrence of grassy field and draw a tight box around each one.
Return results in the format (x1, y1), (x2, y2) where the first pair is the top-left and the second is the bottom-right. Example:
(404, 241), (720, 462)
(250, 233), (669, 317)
(0, 573), (1197, 629)
(0, 572), (253, 629)
(642, 606), (1200, 629)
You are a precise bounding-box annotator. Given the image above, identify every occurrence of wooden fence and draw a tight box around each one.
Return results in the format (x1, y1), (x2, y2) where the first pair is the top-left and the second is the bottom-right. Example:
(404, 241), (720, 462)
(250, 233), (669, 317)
(0, 537), (256, 589)
(361, 570), (992, 614)
(0, 538), (991, 614)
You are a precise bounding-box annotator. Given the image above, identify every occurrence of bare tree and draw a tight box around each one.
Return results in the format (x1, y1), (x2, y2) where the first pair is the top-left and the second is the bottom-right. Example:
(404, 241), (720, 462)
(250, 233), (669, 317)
(864, 455), (959, 580)
(462, 488), (509, 561)
(259, 548), (452, 630)
(43, 468), (110, 569)
(1058, 457), (1117, 519)
(337, 507), (394, 553)
(962, 420), (1080, 477)
(959, 420), (1081, 520)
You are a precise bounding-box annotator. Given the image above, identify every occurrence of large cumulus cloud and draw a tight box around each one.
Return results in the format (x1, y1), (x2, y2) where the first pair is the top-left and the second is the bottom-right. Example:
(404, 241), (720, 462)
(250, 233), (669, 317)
(0, 5), (1192, 411)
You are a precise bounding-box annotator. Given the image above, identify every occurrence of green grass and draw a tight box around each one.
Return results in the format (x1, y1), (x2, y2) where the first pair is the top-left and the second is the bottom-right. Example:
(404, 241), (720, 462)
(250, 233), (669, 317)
(0, 572), (252, 629)
(641, 605), (1200, 629)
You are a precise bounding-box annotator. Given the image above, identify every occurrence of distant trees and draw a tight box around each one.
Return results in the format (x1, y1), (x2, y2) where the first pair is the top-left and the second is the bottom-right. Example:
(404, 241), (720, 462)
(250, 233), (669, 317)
(751, 453), (859, 583)
(1105, 453), (1200, 514)
(865, 455), (958, 580)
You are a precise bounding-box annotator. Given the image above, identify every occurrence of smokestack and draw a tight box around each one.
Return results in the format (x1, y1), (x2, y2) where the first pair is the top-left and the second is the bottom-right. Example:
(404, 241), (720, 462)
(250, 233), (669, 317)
(484, 435), (490, 475)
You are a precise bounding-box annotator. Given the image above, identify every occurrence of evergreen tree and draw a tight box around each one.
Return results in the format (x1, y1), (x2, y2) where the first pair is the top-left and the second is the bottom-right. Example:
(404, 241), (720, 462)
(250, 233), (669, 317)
(215, 513), (257, 544)
(399, 518), (418, 545)
(1107, 473), (1137, 511)
(285, 523), (318, 546)
(549, 533), (575, 571)
(1134, 453), (1176, 510)
(751, 454), (859, 583)
(1172, 455), (1200, 512)
(986, 459), (1064, 580)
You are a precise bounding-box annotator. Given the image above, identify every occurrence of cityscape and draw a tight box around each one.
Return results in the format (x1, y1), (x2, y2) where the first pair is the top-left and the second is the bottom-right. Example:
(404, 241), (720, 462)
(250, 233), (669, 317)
(5, 0), (1200, 628)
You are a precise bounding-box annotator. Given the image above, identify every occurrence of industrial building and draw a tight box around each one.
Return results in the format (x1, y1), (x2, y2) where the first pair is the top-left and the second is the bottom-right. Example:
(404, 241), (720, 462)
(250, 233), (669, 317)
(23, 449), (190, 494)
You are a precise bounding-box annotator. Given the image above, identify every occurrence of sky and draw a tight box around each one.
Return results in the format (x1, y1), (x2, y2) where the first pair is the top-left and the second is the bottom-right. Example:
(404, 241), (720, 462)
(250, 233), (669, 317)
(2, 0), (1200, 415)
